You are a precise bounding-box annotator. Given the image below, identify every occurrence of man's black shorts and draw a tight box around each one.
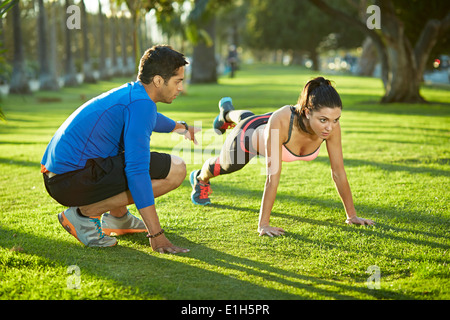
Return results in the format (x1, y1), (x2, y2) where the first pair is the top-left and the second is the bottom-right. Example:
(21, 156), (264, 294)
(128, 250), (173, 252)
(43, 152), (171, 207)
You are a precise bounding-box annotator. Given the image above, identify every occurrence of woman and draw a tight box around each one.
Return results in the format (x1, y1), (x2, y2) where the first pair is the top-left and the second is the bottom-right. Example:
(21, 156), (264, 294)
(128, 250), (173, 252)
(189, 77), (375, 236)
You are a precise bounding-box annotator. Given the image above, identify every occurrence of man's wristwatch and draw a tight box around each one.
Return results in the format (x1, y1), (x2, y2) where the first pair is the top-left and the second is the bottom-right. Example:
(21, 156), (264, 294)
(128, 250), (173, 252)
(177, 121), (189, 134)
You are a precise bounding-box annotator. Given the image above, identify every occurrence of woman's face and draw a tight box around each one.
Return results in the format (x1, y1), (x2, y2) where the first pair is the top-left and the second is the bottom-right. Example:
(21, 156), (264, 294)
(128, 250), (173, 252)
(306, 107), (342, 139)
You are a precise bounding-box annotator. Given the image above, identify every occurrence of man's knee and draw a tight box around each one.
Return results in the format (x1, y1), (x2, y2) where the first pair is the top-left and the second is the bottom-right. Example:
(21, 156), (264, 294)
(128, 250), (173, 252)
(168, 155), (186, 187)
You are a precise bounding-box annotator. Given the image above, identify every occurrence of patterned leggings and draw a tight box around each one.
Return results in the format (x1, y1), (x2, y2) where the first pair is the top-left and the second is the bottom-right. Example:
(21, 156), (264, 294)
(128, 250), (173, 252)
(206, 111), (272, 176)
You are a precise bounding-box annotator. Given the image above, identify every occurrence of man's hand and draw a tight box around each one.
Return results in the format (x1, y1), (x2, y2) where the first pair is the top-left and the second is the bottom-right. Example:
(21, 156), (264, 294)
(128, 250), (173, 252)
(183, 126), (201, 145)
(150, 234), (189, 254)
(258, 225), (285, 237)
(345, 216), (375, 226)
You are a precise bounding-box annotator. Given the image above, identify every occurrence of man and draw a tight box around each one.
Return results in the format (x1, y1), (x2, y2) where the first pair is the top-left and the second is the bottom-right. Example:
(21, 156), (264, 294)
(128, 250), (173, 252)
(41, 45), (197, 253)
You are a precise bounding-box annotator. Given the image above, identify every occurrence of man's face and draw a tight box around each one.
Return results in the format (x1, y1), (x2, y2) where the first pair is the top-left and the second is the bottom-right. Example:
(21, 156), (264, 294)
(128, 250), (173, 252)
(159, 67), (185, 104)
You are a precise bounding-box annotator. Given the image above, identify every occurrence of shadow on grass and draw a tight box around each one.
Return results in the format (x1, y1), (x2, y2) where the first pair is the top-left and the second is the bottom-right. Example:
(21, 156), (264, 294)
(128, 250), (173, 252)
(312, 156), (449, 177)
(342, 99), (450, 116)
(0, 224), (412, 300)
(0, 157), (40, 168)
(209, 183), (450, 252)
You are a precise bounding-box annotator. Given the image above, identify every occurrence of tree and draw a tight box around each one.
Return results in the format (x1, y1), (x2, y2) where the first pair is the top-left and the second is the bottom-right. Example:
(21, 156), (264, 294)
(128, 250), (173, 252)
(131, 0), (221, 83)
(246, 0), (334, 70)
(187, 0), (235, 83)
(97, 0), (110, 80)
(1, 0), (18, 119)
(308, 0), (450, 103)
(80, 0), (96, 83)
(63, 0), (79, 87)
(110, 15), (119, 77)
(119, 14), (133, 76)
(188, 0), (217, 83)
(37, 0), (59, 91)
(124, 0), (234, 83)
(9, 0), (30, 94)
(48, 1), (59, 88)
(245, 0), (364, 70)
(121, 0), (145, 71)
(120, 0), (186, 71)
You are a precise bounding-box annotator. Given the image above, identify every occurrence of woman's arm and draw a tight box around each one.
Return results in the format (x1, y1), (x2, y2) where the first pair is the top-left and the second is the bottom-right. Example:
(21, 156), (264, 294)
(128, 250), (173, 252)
(326, 124), (374, 226)
(258, 112), (286, 236)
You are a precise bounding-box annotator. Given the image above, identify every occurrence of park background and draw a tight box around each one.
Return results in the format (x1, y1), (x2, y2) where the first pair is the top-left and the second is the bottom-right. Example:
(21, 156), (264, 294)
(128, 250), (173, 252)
(0, 0), (449, 301)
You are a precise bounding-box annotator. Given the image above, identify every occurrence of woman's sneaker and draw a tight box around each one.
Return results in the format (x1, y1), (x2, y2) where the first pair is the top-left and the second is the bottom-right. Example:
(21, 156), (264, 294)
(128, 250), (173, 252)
(213, 97), (235, 135)
(58, 207), (117, 247)
(190, 170), (212, 205)
(102, 211), (147, 236)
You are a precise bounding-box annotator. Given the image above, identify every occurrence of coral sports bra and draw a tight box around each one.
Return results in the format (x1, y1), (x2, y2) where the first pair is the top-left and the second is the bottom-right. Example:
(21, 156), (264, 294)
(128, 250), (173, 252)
(281, 106), (322, 162)
(246, 107), (323, 162)
(282, 143), (320, 162)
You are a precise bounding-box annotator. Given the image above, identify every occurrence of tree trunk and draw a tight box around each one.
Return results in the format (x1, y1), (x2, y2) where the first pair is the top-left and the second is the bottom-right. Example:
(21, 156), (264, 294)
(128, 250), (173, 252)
(81, 0), (96, 83)
(309, 47), (320, 71)
(111, 16), (119, 77)
(49, 2), (60, 88)
(97, 0), (110, 80)
(190, 17), (217, 84)
(357, 37), (377, 77)
(378, 1), (424, 103)
(120, 16), (132, 77)
(0, 15), (5, 85)
(9, 0), (31, 95)
(382, 42), (424, 103)
(124, 0), (142, 72)
(63, 0), (78, 87)
(38, 0), (59, 91)
(291, 50), (303, 65)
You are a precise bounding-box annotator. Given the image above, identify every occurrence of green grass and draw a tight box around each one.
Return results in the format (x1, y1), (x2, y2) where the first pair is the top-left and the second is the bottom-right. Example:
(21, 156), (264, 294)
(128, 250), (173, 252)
(0, 64), (449, 300)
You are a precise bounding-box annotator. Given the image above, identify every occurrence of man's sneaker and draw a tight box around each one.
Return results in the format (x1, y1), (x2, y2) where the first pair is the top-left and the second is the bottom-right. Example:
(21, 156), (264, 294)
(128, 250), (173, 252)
(102, 211), (147, 236)
(213, 97), (235, 135)
(58, 207), (117, 247)
(190, 170), (212, 205)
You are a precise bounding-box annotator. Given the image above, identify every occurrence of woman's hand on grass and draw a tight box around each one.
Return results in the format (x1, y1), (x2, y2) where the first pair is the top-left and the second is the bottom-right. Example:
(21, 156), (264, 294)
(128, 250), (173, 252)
(258, 225), (285, 237)
(345, 216), (375, 226)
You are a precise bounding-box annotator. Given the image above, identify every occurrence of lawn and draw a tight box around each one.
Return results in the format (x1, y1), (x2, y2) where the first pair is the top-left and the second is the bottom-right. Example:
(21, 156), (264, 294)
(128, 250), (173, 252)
(0, 64), (449, 301)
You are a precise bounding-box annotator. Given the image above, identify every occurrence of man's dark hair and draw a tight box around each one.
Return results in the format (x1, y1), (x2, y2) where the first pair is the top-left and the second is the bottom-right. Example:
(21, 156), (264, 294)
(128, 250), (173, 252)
(137, 45), (188, 84)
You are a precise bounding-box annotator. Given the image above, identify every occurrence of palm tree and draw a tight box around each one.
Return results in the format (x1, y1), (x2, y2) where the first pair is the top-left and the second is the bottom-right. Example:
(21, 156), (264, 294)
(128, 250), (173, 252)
(37, 0), (59, 91)
(110, 15), (119, 77)
(63, 0), (79, 87)
(80, 0), (96, 83)
(0, 0), (18, 120)
(98, 0), (110, 80)
(9, 0), (31, 94)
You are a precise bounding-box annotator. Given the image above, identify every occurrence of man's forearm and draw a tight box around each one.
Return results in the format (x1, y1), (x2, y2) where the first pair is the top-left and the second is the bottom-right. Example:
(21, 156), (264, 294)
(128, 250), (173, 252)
(138, 205), (163, 235)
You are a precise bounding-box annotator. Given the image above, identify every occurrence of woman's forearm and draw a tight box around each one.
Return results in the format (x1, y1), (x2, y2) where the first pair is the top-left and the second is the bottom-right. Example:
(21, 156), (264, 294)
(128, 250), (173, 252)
(332, 170), (357, 219)
(258, 175), (280, 227)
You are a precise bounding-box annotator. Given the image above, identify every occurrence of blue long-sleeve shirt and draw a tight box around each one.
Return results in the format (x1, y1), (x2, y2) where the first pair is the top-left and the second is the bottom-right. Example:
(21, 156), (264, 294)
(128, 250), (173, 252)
(41, 81), (176, 209)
